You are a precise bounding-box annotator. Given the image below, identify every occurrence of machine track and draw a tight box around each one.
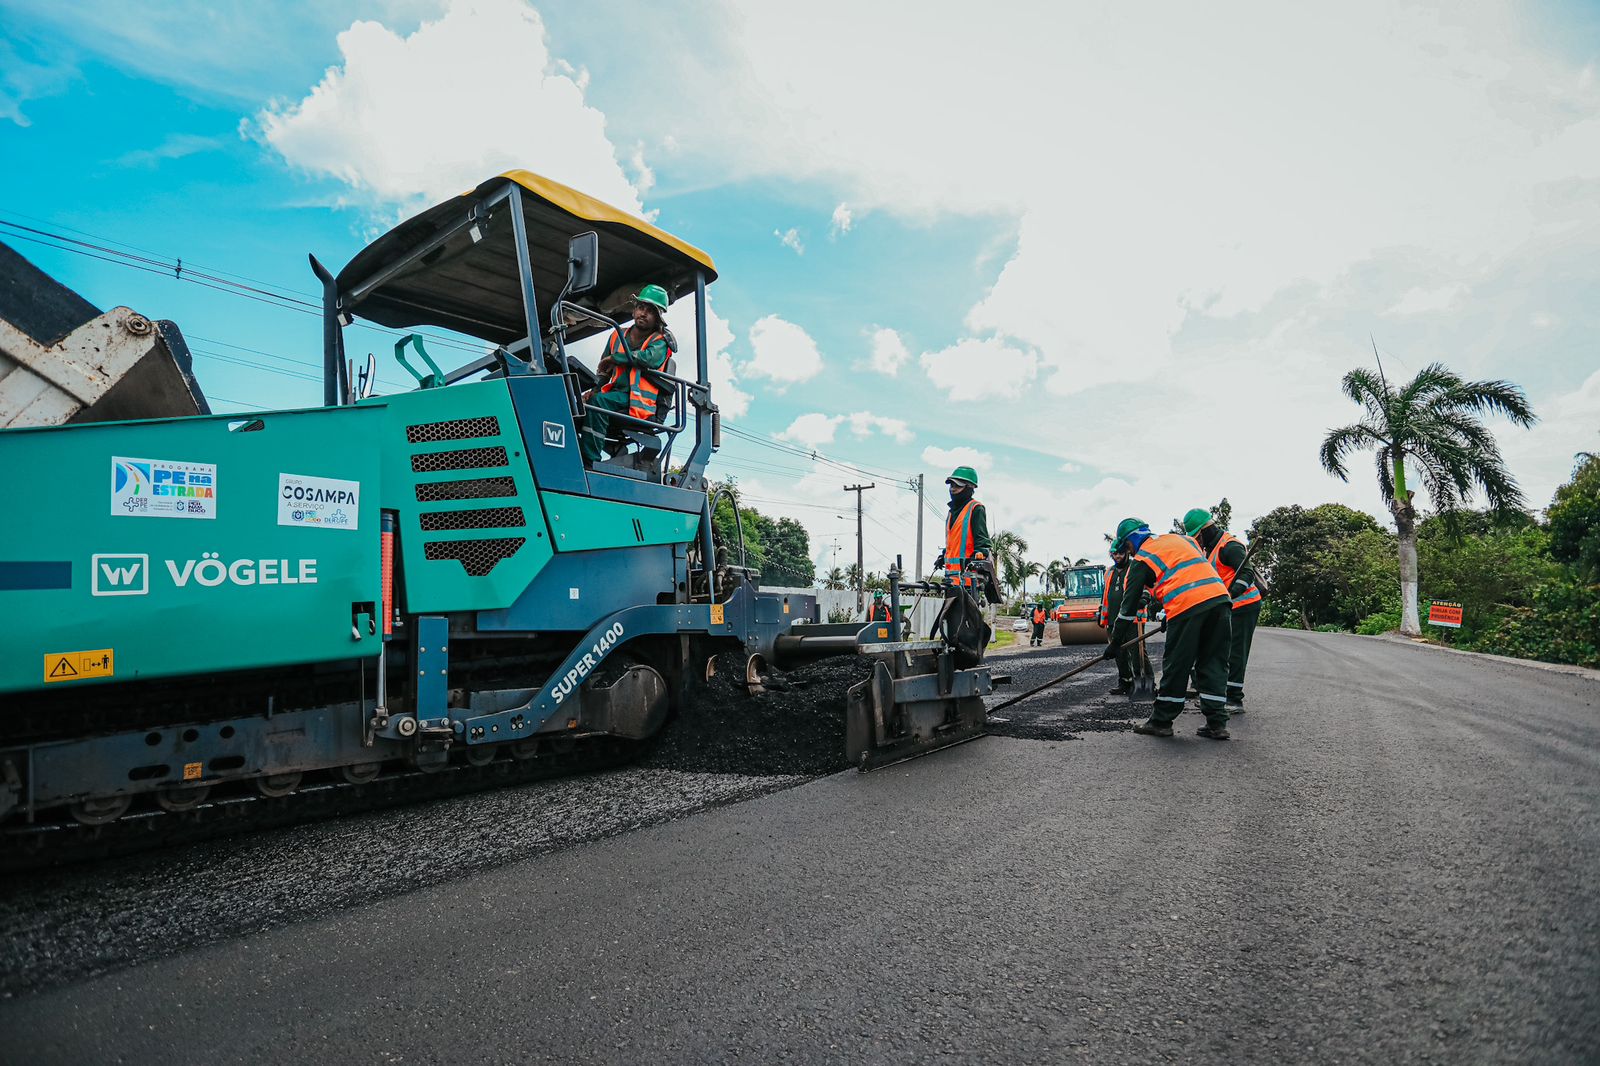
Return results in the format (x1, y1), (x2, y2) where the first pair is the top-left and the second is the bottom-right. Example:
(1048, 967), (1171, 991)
(0, 734), (640, 872)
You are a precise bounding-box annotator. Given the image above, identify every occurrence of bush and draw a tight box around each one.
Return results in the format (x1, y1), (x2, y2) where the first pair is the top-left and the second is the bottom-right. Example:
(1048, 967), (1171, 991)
(1471, 579), (1600, 668)
(1356, 609), (1402, 635)
(1314, 623), (1345, 633)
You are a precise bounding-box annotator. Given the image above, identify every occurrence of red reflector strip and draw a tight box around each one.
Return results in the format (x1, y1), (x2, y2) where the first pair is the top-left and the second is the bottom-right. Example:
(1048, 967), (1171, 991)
(381, 530), (394, 637)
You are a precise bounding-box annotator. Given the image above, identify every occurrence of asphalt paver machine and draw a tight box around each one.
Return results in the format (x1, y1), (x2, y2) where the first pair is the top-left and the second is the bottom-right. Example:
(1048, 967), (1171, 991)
(0, 172), (989, 849)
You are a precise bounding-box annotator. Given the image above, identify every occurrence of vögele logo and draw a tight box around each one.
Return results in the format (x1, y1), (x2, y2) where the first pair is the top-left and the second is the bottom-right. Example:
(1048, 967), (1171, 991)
(91, 553), (149, 596)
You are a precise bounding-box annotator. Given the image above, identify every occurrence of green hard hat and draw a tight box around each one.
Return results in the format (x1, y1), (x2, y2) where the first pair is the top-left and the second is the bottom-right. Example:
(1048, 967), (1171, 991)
(635, 284), (670, 313)
(1111, 517), (1147, 552)
(1182, 508), (1214, 536)
(945, 465), (979, 487)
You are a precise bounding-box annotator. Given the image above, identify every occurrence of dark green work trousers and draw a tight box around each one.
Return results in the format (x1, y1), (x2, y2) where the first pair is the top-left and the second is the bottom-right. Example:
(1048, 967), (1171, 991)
(1114, 626), (1142, 684)
(1228, 601), (1261, 697)
(1154, 598), (1231, 727)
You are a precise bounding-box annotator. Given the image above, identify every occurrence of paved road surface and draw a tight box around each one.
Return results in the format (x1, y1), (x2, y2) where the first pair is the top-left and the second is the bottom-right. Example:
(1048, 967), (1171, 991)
(3, 629), (1597, 1063)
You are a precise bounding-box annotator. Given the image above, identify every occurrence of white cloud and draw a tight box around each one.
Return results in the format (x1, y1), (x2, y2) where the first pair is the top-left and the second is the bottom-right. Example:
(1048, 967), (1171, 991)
(830, 202), (853, 236)
(863, 327), (911, 376)
(844, 412), (912, 443)
(1386, 284), (1465, 315)
(1059, 461), (1081, 474)
(700, 296), (750, 419)
(1503, 366), (1600, 509)
(779, 411), (913, 449)
(774, 227), (805, 255)
(656, 0), (1600, 405)
(255, 0), (644, 215)
(777, 412), (840, 449)
(921, 445), (994, 474)
(744, 314), (824, 388)
(919, 337), (1038, 400)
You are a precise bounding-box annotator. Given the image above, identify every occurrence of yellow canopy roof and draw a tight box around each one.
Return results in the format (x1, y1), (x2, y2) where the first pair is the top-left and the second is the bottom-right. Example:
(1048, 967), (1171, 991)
(335, 170), (716, 346)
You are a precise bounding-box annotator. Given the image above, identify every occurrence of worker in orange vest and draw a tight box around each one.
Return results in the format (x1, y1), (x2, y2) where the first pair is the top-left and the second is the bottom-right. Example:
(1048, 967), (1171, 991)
(867, 590), (893, 622)
(931, 465), (997, 656)
(1104, 518), (1234, 740)
(581, 284), (672, 463)
(1182, 509), (1262, 712)
(1029, 603), (1048, 646)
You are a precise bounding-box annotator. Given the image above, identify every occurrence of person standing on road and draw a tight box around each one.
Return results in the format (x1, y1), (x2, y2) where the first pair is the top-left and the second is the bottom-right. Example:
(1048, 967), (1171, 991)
(1103, 518), (1234, 740)
(867, 590), (893, 623)
(1030, 603), (1048, 647)
(1183, 508), (1263, 713)
(932, 465), (999, 650)
(1100, 547), (1140, 695)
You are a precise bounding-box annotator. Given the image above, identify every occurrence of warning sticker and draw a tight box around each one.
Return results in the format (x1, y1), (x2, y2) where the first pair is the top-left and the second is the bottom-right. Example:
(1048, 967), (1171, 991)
(710, 604), (725, 625)
(183, 762), (203, 781)
(44, 648), (115, 683)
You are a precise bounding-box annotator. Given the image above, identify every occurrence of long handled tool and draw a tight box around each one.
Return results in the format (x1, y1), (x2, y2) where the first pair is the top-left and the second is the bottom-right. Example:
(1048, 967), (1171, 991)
(988, 625), (1165, 713)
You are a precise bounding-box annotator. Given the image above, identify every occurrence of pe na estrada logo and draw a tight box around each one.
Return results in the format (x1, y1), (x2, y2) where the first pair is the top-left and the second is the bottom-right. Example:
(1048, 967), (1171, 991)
(92, 553), (319, 595)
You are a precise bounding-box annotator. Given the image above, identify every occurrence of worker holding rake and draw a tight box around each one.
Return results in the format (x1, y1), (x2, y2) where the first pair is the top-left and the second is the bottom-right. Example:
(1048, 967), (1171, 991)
(1105, 518), (1234, 740)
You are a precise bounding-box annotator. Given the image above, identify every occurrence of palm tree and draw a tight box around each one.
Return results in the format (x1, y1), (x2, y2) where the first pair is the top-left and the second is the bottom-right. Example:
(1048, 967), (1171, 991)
(990, 530), (1029, 594)
(823, 567), (845, 591)
(845, 563), (862, 591)
(1044, 559), (1067, 594)
(1320, 359), (1535, 635)
(1020, 560), (1043, 599)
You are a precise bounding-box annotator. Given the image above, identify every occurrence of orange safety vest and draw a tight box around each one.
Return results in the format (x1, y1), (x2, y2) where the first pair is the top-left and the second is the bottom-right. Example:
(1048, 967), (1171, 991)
(868, 603), (892, 621)
(1207, 532), (1262, 609)
(944, 498), (983, 586)
(600, 330), (665, 420)
(1132, 533), (1229, 620)
(1032, 607), (1047, 625)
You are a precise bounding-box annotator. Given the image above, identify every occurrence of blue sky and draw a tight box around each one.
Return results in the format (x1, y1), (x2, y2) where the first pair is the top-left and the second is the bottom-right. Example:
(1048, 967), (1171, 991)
(4, 0), (1598, 579)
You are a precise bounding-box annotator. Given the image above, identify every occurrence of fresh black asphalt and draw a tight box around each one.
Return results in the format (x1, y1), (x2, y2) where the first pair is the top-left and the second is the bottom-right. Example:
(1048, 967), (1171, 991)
(2, 629), (1597, 1063)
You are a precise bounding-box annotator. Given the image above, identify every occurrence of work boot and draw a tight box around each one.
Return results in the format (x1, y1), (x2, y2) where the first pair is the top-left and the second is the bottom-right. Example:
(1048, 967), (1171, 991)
(1133, 719), (1173, 738)
(1226, 689), (1244, 713)
(1196, 724), (1231, 740)
(1109, 680), (1132, 695)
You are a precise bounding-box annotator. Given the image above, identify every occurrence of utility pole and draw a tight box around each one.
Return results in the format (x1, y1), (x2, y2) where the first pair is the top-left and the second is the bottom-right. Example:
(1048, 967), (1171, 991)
(843, 482), (875, 613)
(912, 473), (925, 580)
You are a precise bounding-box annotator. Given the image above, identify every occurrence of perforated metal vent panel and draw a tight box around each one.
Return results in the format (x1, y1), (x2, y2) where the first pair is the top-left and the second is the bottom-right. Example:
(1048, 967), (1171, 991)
(405, 416), (501, 444)
(423, 537), (526, 577)
(414, 476), (518, 502)
(420, 507), (526, 531)
(410, 446), (509, 473)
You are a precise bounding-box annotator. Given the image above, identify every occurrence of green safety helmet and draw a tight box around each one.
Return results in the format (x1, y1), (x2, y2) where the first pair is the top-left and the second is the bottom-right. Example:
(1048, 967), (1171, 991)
(945, 465), (979, 487)
(873, 589), (885, 599)
(1111, 517), (1148, 553)
(635, 284), (670, 314)
(1182, 508), (1214, 536)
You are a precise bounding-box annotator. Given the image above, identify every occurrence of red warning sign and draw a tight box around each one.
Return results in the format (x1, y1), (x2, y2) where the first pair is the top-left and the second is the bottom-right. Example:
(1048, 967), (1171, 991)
(1427, 602), (1463, 629)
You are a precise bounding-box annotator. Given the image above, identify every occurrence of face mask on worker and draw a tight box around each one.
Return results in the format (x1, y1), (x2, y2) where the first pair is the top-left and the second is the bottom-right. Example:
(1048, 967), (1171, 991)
(947, 479), (972, 503)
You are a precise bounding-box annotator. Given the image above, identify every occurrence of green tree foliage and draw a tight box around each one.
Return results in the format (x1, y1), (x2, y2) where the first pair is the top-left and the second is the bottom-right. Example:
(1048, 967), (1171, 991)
(1416, 512), (1557, 644)
(1547, 454), (1600, 581)
(709, 481), (815, 587)
(1248, 504), (1390, 629)
(1043, 559), (1066, 594)
(991, 530), (1030, 594)
(1210, 498), (1232, 532)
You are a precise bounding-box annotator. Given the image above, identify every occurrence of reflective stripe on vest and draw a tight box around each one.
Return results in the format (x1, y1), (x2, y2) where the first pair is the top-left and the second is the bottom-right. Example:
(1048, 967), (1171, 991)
(1207, 532), (1263, 609)
(602, 331), (664, 420)
(1133, 533), (1229, 619)
(945, 499), (980, 586)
